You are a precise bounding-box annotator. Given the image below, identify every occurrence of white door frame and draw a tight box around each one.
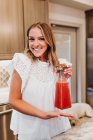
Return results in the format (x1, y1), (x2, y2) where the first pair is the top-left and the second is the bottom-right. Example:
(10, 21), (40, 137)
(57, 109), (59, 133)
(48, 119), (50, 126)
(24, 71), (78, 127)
(50, 20), (86, 102)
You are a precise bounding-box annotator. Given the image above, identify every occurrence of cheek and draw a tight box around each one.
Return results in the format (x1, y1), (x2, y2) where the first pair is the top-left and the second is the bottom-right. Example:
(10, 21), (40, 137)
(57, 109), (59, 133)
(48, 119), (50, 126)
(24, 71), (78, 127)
(43, 44), (48, 49)
(29, 43), (33, 50)
(40, 41), (47, 46)
(29, 42), (32, 47)
(42, 42), (48, 48)
(42, 46), (48, 53)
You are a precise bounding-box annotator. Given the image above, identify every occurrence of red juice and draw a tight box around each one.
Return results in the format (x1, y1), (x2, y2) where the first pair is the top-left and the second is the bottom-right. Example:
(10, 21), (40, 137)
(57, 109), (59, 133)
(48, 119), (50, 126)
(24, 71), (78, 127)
(55, 81), (72, 110)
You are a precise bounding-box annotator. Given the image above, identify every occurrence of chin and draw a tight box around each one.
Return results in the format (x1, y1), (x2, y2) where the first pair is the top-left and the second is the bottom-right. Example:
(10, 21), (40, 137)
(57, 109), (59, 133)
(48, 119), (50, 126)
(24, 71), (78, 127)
(33, 52), (45, 58)
(33, 54), (41, 58)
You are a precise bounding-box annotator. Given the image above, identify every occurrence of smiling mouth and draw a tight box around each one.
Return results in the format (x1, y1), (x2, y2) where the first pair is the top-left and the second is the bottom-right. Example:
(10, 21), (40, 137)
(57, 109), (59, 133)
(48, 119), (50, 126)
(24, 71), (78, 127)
(32, 47), (41, 51)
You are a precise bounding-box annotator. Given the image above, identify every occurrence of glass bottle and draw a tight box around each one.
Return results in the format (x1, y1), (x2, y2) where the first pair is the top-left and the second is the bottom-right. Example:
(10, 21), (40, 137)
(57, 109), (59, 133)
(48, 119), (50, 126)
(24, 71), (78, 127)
(55, 65), (72, 110)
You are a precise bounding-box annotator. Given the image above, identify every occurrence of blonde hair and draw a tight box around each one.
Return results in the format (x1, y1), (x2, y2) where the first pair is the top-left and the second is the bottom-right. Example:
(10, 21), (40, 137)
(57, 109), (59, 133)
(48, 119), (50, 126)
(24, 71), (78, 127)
(24, 22), (59, 67)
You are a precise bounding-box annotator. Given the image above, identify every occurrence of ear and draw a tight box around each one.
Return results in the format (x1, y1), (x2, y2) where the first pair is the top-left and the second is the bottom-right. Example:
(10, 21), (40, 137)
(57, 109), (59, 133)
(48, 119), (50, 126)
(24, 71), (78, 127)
(86, 104), (93, 117)
(86, 110), (93, 117)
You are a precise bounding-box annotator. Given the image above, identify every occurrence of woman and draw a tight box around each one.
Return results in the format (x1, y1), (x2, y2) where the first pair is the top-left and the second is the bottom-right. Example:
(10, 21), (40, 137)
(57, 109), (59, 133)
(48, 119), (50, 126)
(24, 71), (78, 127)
(9, 22), (73, 140)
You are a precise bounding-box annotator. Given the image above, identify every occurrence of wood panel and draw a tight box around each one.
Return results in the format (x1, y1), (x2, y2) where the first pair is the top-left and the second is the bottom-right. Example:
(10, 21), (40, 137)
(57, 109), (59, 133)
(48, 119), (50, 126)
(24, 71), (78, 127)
(86, 10), (93, 38)
(23, 0), (49, 46)
(0, 0), (24, 59)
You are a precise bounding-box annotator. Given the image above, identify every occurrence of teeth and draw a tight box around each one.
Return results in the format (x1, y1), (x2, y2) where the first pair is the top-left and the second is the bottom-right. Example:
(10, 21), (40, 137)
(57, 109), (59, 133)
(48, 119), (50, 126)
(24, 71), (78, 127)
(34, 48), (41, 51)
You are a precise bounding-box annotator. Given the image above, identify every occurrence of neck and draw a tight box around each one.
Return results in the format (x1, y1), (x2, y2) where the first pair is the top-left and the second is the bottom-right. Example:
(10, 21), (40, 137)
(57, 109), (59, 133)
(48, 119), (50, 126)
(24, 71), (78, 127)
(38, 55), (48, 62)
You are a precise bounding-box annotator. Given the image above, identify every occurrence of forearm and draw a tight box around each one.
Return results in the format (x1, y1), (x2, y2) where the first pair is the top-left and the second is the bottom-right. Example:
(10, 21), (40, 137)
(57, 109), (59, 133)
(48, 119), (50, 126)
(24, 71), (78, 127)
(9, 99), (74, 119)
(9, 99), (46, 119)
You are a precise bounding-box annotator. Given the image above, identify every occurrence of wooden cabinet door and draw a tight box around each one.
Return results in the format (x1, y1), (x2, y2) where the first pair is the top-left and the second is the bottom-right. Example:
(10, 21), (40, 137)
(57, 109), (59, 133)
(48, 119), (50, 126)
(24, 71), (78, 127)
(86, 10), (93, 38)
(0, 0), (24, 59)
(23, 0), (49, 45)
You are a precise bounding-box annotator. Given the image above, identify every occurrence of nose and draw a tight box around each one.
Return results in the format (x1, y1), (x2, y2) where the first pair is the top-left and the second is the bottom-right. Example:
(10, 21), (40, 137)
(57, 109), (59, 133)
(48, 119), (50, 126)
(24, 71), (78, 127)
(33, 39), (39, 46)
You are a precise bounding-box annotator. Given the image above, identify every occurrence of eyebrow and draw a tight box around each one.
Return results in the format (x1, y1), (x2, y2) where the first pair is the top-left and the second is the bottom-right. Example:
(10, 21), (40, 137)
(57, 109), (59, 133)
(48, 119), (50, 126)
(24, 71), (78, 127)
(28, 36), (44, 38)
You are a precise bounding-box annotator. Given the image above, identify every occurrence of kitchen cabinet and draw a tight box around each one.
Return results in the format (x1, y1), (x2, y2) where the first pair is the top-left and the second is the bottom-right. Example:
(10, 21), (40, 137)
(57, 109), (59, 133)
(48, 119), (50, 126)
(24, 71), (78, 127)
(86, 9), (93, 38)
(0, 104), (17, 140)
(0, 0), (24, 59)
(0, 0), (49, 59)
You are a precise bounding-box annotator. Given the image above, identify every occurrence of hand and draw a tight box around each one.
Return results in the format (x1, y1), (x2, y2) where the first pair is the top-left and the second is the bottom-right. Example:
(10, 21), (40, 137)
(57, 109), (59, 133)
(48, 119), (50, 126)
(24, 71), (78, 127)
(64, 66), (72, 78)
(55, 65), (72, 78)
(44, 111), (74, 120)
(60, 112), (75, 119)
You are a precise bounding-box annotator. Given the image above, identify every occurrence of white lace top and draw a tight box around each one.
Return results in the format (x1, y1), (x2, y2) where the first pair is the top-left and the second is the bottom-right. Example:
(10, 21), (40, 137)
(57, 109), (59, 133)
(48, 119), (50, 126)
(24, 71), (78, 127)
(9, 53), (71, 140)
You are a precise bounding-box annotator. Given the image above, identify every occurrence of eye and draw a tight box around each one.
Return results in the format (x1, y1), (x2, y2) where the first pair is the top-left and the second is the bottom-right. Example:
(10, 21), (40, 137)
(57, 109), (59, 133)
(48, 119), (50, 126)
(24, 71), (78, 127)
(39, 37), (45, 41)
(28, 37), (34, 41)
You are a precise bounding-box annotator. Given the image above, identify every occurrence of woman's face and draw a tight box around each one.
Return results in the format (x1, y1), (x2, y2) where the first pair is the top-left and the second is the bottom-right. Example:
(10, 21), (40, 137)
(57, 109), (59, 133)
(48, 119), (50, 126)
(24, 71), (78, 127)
(28, 27), (48, 61)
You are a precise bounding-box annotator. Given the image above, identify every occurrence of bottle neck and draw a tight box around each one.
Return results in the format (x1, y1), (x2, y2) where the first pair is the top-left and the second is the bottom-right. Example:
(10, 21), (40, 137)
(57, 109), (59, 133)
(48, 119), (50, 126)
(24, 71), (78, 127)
(58, 70), (67, 83)
(59, 70), (64, 79)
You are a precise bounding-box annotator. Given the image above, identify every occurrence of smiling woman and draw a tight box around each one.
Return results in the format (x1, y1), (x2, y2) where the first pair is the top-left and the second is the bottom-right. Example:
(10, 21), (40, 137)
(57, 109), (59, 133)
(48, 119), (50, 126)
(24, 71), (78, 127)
(8, 22), (73, 140)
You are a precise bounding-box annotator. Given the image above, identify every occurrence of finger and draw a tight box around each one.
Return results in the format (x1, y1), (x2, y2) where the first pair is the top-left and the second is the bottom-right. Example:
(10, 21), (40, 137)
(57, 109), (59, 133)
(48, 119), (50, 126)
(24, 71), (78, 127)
(66, 73), (72, 76)
(64, 73), (72, 78)
(65, 67), (72, 70)
(67, 114), (75, 118)
(64, 72), (72, 75)
(60, 113), (74, 118)
(64, 69), (71, 72)
(64, 69), (72, 74)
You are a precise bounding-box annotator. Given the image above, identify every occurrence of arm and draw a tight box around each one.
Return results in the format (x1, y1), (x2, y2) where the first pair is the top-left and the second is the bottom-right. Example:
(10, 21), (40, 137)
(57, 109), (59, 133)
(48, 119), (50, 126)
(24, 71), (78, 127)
(9, 70), (74, 119)
(9, 70), (48, 119)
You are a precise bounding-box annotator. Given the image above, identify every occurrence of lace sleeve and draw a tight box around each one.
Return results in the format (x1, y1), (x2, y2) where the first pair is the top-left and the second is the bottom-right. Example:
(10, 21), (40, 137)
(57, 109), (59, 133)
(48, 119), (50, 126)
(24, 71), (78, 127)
(8, 53), (31, 93)
(58, 58), (72, 66)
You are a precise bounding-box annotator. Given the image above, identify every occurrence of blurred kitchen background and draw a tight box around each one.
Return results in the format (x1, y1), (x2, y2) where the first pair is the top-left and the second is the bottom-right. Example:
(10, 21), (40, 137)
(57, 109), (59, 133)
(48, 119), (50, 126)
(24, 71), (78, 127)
(0, 0), (93, 140)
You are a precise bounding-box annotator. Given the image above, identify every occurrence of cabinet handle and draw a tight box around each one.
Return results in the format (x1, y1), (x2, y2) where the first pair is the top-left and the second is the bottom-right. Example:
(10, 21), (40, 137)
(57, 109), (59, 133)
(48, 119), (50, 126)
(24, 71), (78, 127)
(0, 109), (12, 116)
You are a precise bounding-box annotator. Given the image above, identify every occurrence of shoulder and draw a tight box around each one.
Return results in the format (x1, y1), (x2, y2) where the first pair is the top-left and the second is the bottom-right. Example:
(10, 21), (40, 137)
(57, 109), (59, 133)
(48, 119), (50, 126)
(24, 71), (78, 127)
(12, 53), (31, 92)
(13, 53), (30, 62)
(13, 53), (31, 66)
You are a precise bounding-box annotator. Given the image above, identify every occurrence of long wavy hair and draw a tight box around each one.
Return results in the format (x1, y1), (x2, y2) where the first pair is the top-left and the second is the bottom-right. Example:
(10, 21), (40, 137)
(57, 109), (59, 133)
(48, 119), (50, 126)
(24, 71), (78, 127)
(24, 22), (59, 67)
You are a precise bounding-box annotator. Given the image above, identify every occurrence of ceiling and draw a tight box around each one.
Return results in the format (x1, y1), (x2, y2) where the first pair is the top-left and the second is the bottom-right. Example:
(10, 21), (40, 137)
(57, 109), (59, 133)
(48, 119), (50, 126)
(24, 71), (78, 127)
(50, 0), (93, 11)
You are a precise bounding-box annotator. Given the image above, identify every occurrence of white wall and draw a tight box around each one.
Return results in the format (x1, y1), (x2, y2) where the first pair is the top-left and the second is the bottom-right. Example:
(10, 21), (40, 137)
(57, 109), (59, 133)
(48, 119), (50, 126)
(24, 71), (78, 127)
(49, 2), (86, 102)
(49, 2), (85, 25)
(74, 0), (93, 6)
